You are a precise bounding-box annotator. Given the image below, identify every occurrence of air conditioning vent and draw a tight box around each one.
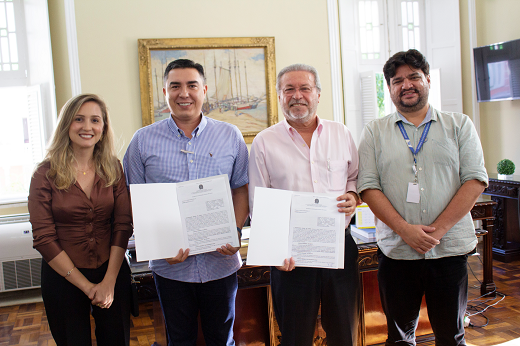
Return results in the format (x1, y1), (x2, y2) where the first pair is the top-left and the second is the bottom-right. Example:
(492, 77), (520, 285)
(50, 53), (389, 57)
(1, 258), (42, 291)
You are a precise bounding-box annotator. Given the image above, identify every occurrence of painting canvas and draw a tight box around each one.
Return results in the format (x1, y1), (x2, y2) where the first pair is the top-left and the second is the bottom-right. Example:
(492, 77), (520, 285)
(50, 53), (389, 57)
(138, 37), (277, 143)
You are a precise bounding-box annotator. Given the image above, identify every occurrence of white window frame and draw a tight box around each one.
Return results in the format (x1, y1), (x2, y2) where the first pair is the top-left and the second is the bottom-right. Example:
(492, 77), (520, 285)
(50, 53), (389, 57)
(0, 0), (28, 87)
(329, 0), (463, 144)
(0, 0), (57, 207)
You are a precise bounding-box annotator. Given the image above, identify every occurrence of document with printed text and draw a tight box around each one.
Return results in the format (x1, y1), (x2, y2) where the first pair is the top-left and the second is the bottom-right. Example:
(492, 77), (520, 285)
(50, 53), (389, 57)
(130, 175), (239, 262)
(247, 187), (345, 269)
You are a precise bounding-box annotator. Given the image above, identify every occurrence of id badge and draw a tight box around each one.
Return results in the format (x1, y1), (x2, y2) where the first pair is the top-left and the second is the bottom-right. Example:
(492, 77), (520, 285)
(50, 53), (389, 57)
(406, 182), (420, 203)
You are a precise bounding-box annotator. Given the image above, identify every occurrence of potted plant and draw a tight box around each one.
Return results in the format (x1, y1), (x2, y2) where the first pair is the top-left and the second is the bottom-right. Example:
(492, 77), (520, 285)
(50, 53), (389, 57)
(497, 159), (515, 180)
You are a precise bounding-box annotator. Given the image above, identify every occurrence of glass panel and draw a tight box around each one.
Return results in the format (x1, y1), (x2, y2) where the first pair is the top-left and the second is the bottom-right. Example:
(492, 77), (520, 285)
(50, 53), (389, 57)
(372, 0), (379, 26)
(367, 29), (373, 53)
(5, 2), (14, 32)
(413, 1), (420, 25)
(0, 3), (6, 29)
(373, 27), (380, 52)
(0, 29), (6, 36)
(365, 1), (372, 26)
(408, 30), (414, 49)
(360, 28), (367, 53)
(359, 1), (366, 26)
(407, 2), (413, 24)
(368, 53), (374, 59)
(361, 53), (368, 60)
(414, 27), (420, 50)
(401, 2), (407, 26)
(402, 28), (408, 51)
(11, 62), (17, 70)
(3, 63), (10, 70)
(1, 36), (9, 62)
(8, 32), (16, 62)
(376, 73), (385, 118)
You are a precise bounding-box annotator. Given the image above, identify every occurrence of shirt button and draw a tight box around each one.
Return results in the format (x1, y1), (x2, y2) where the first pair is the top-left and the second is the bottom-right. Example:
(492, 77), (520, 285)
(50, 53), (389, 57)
(419, 167), (423, 171)
(313, 180), (317, 183)
(188, 142), (192, 145)
(190, 160), (193, 163)
(311, 161), (314, 164)
(420, 188), (424, 191)
(422, 210), (426, 213)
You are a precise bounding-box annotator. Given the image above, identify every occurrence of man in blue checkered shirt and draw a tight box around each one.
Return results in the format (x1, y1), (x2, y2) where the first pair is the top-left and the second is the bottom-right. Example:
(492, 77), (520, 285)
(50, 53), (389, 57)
(124, 59), (249, 346)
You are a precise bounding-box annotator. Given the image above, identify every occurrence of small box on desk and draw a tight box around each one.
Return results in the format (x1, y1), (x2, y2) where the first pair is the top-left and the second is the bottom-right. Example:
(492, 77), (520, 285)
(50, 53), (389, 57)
(351, 225), (376, 243)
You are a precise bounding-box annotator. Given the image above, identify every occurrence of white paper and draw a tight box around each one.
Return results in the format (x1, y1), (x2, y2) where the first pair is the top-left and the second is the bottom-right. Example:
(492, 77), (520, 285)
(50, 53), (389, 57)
(247, 187), (345, 269)
(176, 176), (239, 255)
(130, 183), (183, 262)
(246, 188), (292, 267)
(130, 175), (239, 262)
(289, 194), (345, 269)
(355, 203), (376, 228)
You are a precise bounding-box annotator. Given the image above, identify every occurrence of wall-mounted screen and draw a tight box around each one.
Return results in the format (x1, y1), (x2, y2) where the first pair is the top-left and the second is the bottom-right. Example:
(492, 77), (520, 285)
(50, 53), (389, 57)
(474, 38), (520, 102)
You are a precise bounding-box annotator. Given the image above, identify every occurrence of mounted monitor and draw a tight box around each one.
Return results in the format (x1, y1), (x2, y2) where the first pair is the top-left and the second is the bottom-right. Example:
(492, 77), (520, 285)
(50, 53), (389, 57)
(474, 38), (520, 102)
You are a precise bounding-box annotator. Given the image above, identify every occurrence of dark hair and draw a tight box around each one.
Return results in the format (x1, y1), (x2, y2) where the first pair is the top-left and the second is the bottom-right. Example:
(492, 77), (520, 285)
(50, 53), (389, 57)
(383, 49), (430, 86)
(163, 59), (206, 84)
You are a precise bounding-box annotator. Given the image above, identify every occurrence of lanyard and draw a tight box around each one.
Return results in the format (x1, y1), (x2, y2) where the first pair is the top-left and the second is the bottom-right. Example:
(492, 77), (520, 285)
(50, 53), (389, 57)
(397, 120), (431, 182)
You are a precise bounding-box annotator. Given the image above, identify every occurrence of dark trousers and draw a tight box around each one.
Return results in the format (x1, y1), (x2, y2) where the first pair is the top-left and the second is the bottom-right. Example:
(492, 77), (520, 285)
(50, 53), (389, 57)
(377, 249), (468, 346)
(270, 234), (360, 346)
(41, 259), (131, 346)
(153, 272), (238, 346)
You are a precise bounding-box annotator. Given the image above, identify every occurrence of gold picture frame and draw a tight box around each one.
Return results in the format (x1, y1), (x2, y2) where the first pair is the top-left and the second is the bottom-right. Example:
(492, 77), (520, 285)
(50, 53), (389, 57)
(138, 37), (278, 143)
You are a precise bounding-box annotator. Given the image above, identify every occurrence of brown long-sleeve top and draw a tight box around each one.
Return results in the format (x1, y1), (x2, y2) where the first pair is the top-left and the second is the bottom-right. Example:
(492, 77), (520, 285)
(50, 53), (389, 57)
(28, 161), (133, 269)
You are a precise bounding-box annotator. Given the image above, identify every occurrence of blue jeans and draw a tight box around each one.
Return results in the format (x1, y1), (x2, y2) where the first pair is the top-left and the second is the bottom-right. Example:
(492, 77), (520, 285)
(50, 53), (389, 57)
(153, 272), (237, 346)
(377, 249), (468, 346)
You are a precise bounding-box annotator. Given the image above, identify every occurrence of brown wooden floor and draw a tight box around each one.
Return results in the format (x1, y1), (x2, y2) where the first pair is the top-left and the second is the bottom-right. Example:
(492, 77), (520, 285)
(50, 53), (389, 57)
(1, 256), (520, 346)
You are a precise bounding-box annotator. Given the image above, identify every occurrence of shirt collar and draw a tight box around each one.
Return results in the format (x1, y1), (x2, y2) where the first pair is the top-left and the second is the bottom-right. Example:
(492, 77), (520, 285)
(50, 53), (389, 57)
(395, 104), (434, 127)
(168, 113), (207, 138)
(282, 115), (323, 138)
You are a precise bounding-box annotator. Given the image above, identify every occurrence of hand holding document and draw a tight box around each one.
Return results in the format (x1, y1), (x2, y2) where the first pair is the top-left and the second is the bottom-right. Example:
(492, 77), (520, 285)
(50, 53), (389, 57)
(247, 187), (345, 269)
(130, 175), (240, 262)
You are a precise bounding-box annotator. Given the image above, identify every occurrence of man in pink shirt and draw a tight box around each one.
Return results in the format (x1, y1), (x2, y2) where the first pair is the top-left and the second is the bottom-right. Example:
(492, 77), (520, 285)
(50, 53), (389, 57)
(249, 64), (360, 346)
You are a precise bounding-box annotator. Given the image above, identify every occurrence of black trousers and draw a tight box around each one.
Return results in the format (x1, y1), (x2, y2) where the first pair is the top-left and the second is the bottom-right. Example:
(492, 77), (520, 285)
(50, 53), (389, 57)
(377, 249), (468, 346)
(153, 272), (238, 346)
(270, 234), (360, 346)
(41, 259), (131, 346)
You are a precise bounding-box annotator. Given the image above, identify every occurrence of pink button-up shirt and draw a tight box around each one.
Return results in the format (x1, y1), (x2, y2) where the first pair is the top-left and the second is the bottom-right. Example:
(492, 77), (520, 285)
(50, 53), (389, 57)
(249, 116), (359, 223)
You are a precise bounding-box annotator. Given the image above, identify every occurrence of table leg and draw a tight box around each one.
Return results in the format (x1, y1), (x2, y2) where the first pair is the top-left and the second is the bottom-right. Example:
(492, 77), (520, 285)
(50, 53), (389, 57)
(481, 219), (496, 296)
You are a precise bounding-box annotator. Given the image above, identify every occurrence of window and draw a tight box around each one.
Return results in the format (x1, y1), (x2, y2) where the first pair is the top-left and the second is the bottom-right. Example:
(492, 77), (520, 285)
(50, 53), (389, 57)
(338, 0), (462, 143)
(0, 86), (44, 203)
(0, 0), (27, 87)
(399, 0), (422, 51)
(358, 0), (383, 61)
(0, 0), (56, 205)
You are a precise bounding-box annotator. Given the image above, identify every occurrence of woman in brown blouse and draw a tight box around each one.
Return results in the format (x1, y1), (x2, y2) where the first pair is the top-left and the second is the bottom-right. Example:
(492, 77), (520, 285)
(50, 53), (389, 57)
(28, 94), (133, 346)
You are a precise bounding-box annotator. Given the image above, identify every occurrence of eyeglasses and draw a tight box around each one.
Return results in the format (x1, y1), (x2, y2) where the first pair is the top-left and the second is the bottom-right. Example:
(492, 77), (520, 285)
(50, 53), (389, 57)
(282, 86), (316, 96)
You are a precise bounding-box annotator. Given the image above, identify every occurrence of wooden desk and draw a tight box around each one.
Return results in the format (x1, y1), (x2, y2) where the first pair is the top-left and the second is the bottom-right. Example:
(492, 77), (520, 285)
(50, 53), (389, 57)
(130, 199), (496, 346)
(483, 174), (520, 262)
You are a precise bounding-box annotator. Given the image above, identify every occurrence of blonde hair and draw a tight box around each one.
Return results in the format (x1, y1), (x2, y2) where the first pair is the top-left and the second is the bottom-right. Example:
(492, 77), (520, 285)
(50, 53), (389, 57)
(40, 93), (120, 190)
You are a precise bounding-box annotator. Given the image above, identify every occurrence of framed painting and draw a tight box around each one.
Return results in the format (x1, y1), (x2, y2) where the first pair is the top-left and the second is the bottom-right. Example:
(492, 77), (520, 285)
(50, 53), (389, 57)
(138, 37), (277, 143)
